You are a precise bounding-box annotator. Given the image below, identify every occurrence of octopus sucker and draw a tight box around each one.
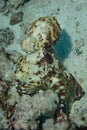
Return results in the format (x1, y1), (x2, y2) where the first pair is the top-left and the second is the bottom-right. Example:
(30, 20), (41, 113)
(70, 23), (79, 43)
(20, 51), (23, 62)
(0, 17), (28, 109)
(14, 16), (84, 125)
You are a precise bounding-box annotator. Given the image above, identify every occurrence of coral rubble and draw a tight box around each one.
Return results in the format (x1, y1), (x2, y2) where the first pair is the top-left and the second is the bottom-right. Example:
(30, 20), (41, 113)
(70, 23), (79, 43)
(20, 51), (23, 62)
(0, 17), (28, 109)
(0, 27), (14, 47)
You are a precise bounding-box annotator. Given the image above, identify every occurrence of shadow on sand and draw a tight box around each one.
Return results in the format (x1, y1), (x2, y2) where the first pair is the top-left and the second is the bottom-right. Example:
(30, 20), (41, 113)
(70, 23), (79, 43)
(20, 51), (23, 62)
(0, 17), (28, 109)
(54, 29), (72, 62)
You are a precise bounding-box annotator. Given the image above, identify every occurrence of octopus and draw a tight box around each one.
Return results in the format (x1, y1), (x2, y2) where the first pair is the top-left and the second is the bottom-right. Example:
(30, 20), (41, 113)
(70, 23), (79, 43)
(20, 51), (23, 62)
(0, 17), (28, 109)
(14, 17), (84, 125)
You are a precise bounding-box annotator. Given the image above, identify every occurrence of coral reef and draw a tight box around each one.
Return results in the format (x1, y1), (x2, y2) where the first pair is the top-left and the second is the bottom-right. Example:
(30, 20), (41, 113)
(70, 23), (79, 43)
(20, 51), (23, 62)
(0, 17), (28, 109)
(0, 16), (85, 130)
(42, 118), (69, 130)
(10, 90), (59, 130)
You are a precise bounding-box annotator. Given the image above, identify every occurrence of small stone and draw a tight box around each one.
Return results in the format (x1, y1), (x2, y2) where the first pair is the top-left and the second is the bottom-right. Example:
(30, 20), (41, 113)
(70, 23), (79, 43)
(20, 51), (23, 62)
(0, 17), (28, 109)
(10, 12), (23, 25)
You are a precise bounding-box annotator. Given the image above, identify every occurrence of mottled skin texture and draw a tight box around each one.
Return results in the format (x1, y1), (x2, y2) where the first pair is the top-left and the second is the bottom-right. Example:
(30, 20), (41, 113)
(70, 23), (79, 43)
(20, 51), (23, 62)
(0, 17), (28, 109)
(15, 17), (84, 124)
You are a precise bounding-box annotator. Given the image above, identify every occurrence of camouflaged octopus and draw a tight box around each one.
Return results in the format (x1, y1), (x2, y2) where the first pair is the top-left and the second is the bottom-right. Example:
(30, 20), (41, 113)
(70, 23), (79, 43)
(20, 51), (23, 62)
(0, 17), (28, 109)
(15, 17), (84, 123)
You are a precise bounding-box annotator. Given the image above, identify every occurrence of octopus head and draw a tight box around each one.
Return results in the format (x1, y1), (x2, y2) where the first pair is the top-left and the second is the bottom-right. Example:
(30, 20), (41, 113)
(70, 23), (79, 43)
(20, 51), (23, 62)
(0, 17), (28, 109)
(21, 17), (61, 53)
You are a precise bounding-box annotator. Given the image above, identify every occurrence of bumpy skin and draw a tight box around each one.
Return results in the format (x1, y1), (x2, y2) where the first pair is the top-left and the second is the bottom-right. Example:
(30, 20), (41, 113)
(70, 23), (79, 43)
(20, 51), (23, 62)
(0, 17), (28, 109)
(15, 17), (84, 124)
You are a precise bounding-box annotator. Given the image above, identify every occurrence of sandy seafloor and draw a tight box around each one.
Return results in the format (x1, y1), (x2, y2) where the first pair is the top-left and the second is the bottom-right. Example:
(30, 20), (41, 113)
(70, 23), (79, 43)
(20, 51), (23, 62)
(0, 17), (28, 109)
(0, 0), (87, 130)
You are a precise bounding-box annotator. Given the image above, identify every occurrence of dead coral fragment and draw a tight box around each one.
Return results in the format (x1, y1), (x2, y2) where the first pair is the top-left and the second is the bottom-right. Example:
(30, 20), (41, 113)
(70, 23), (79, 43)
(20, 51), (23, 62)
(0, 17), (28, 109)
(0, 27), (14, 46)
(10, 12), (23, 25)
